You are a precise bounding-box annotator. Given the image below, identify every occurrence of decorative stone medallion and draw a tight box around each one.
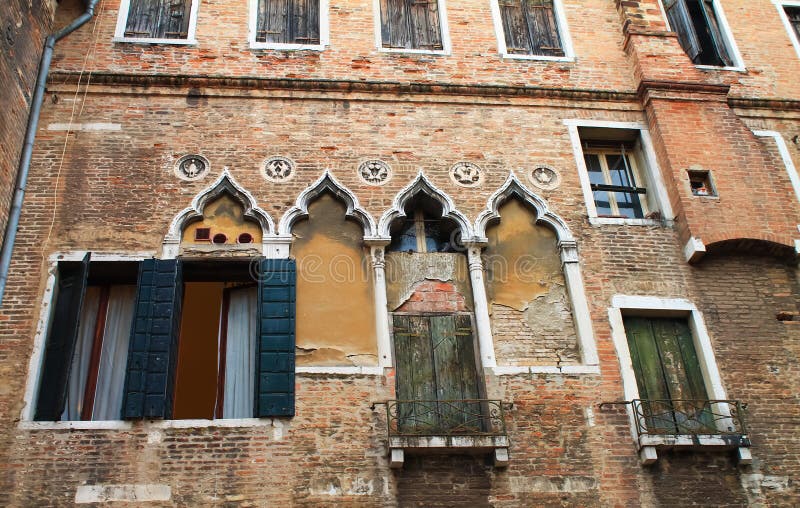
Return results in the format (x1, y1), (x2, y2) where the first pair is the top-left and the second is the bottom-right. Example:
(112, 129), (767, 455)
(174, 154), (210, 181)
(262, 156), (295, 183)
(528, 165), (561, 191)
(358, 159), (392, 186)
(449, 162), (483, 187)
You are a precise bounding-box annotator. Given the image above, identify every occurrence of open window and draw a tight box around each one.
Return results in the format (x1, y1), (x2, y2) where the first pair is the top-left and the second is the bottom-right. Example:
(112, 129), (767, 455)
(663, 0), (740, 68)
(566, 122), (672, 226)
(492, 0), (573, 60)
(114, 0), (199, 43)
(777, 2), (800, 60)
(376, 0), (449, 53)
(250, 0), (329, 50)
(33, 256), (296, 422)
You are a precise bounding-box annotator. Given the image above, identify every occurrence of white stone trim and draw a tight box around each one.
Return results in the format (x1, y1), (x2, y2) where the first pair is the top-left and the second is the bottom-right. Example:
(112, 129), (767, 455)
(296, 366), (384, 375)
(113, 0), (200, 45)
(564, 119), (674, 225)
(75, 484), (172, 504)
(369, 244), (393, 368)
(683, 236), (707, 263)
(467, 245), (496, 368)
(774, 1), (800, 60)
(753, 130), (800, 206)
(491, 365), (600, 376)
(608, 295), (740, 462)
(278, 170), (377, 237)
(377, 171), (472, 240)
(162, 169), (276, 259)
(248, 0), (330, 51)
(488, 0), (575, 62)
(372, 0), (452, 55)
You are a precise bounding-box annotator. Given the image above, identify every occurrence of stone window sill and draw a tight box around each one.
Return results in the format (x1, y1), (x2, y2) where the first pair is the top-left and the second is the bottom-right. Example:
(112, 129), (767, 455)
(389, 435), (510, 468)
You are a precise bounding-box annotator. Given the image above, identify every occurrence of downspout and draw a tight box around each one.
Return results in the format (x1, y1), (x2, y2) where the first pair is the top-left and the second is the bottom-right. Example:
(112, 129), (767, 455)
(0, 0), (99, 306)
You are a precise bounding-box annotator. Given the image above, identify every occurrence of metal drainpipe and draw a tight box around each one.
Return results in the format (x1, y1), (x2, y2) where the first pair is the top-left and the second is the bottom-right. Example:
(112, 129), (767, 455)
(0, 0), (99, 306)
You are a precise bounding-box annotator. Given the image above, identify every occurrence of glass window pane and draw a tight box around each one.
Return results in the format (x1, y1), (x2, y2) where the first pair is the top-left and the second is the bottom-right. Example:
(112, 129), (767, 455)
(614, 192), (644, 219)
(607, 153), (635, 188)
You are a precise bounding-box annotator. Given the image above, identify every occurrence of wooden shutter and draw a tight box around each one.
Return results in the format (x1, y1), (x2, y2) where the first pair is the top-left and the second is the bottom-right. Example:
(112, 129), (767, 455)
(292, 0), (321, 44)
(409, 0), (442, 50)
(381, 0), (412, 48)
(624, 317), (710, 433)
(698, 0), (732, 66)
(34, 254), (91, 421)
(258, 0), (320, 44)
(499, 0), (532, 54)
(527, 0), (563, 56)
(122, 259), (183, 419)
(664, 0), (701, 61)
(124, 0), (191, 39)
(255, 258), (296, 417)
(393, 315), (437, 430)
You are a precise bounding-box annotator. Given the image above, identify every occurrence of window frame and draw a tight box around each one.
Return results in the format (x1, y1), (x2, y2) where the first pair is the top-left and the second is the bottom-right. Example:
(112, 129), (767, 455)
(608, 295), (751, 464)
(775, 1), (800, 60)
(582, 144), (650, 220)
(113, 0), (200, 45)
(660, 0), (745, 71)
(565, 119), (674, 227)
(372, 0), (452, 55)
(248, 0), (330, 51)
(489, 0), (575, 62)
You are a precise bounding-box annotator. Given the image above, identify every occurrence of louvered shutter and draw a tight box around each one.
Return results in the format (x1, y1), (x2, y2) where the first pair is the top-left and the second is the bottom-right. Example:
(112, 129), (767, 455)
(664, 0), (701, 61)
(124, 0), (190, 39)
(34, 254), (91, 421)
(122, 259), (183, 419)
(255, 258), (296, 417)
(527, 0), (562, 56)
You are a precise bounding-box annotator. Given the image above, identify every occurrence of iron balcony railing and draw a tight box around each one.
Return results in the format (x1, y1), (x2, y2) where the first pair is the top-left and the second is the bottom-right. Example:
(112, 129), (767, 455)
(601, 399), (748, 438)
(386, 399), (507, 437)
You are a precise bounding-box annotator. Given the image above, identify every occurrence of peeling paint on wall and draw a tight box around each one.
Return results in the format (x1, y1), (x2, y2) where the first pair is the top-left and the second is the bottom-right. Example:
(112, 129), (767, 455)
(483, 199), (578, 365)
(181, 193), (262, 247)
(292, 193), (377, 366)
(385, 252), (473, 311)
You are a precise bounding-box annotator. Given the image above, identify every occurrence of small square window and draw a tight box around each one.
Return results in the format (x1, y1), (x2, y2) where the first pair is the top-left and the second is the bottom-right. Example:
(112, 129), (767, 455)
(194, 227), (211, 241)
(687, 169), (716, 197)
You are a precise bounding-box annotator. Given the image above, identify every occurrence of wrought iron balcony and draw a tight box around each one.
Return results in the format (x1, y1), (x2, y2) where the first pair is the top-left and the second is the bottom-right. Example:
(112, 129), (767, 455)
(385, 399), (507, 437)
(631, 399), (747, 438)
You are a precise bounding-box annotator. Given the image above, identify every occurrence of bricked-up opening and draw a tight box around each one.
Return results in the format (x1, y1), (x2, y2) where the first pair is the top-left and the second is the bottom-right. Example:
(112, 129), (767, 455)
(35, 260), (139, 421)
(173, 261), (257, 420)
(664, 0), (734, 67)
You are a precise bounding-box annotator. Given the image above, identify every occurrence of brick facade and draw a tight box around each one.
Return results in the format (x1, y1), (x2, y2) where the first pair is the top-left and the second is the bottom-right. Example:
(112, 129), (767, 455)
(1, 0), (799, 505)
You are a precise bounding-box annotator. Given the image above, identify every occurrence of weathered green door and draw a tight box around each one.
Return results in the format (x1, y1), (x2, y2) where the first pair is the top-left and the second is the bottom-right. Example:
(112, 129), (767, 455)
(393, 314), (482, 434)
(624, 316), (713, 434)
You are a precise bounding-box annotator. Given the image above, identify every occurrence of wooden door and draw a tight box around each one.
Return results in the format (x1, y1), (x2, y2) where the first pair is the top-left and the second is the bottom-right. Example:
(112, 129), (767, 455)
(393, 314), (482, 433)
(624, 316), (713, 434)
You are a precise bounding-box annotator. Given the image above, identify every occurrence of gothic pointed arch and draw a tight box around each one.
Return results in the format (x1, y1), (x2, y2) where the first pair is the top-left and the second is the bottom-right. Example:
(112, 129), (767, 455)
(278, 171), (377, 237)
(377, 171), (473, 240)
(163, 169), (275, 256)
(475, 171), (574, 245)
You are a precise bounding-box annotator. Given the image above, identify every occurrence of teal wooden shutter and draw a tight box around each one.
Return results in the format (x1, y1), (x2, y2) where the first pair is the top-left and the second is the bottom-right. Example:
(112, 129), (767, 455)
(122, 259), (183, 419)
(255, 258), (296, 417)
(34, 254), (90, 421)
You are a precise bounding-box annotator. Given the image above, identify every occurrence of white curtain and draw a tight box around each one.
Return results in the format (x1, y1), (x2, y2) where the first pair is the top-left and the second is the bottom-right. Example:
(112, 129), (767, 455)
(62, 287), (101, 421)
(92, 285), (137, 420)
(222, 287), (258, 419)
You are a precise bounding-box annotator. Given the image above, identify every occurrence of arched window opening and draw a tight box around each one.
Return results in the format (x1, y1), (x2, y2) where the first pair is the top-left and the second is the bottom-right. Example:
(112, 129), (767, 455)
(387, 195), (462, 253)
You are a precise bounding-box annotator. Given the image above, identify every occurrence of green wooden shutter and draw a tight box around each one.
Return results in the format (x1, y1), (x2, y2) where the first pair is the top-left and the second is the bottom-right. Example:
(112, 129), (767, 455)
(624, 317), (711, 433)
(122, 259), (183, 419)
(393, 315), (436, 431)
(255, 258), (296, 417)
(34, 254), (91, 421)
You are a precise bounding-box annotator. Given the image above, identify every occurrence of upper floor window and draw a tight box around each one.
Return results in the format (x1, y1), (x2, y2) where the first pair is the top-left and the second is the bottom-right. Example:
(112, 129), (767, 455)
(777, 2), (800, 60)
(252, 0), (328, 49)
(115, 0), (199, 44)
(376, 0), (449, 53)
(496, 0), (566, 58)
(663, 0), (739, 67)
(565, 121), (674, 226)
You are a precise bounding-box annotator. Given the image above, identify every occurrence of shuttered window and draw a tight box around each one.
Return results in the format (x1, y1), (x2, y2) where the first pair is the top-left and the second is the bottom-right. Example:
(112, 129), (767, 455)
(498, 0), (564, 57)
(787, 7), (800, 42)
(664, 0), (733, 67)
(379, 0), (443, 50)
(123, 0), (192, 39)
(623, 317), (713, 434)
(255, 0), (321, 45)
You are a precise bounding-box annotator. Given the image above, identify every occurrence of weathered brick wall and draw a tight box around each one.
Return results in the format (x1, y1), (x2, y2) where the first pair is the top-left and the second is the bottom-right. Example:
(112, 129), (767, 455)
(1, 0), (799, 505)
(0, 0), (55, 243)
